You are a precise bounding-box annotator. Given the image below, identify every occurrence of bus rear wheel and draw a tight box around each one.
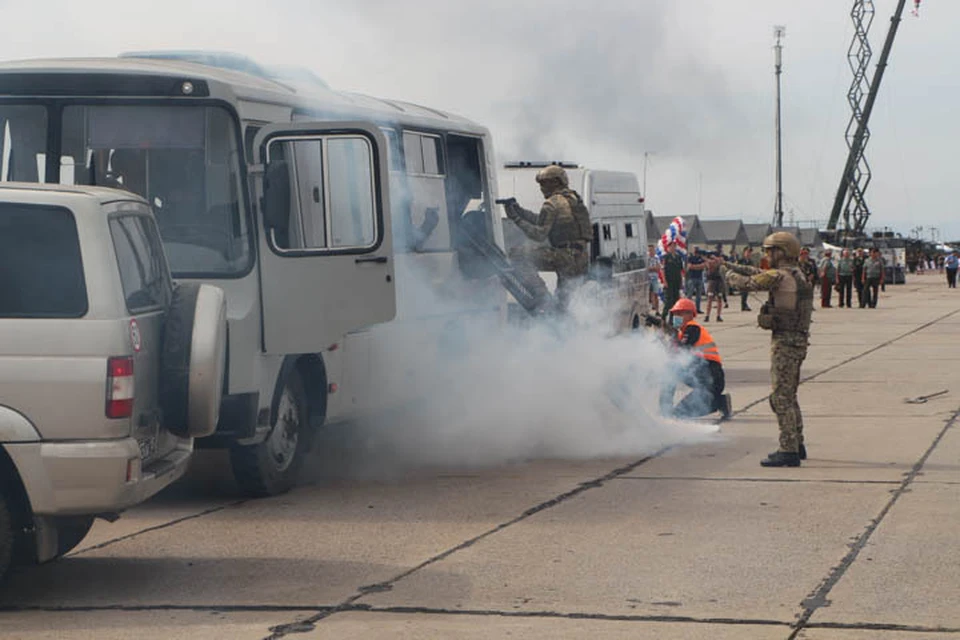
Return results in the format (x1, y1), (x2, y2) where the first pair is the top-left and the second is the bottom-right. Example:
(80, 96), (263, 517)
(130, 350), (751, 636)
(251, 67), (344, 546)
(229, 371), (311, 497)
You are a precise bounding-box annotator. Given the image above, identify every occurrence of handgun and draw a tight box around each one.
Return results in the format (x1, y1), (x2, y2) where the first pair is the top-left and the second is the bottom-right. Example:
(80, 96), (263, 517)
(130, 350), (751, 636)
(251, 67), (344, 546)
(495, 197), (517, 206)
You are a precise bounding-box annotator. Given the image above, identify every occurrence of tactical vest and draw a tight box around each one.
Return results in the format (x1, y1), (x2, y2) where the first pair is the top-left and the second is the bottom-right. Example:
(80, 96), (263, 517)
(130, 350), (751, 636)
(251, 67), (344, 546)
(759, 267), (813, 334)
(679, 321), (722, 364)
(546, 189), (593, 247)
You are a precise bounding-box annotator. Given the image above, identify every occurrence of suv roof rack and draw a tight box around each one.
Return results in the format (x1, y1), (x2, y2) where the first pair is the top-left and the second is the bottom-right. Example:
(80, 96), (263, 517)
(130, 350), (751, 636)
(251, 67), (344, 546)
(503, 161), (580, 169)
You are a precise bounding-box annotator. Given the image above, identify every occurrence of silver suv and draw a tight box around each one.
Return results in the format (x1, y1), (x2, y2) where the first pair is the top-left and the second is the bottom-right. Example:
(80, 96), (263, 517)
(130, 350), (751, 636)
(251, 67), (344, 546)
(0, 183), (226, 582)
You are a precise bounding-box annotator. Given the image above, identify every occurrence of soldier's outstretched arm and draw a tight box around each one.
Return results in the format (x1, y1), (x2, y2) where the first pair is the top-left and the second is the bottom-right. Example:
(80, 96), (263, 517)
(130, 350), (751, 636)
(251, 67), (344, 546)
(724, 262), (762, 276)
(723, 266), (783, 292)
(511, 201), (557, 243)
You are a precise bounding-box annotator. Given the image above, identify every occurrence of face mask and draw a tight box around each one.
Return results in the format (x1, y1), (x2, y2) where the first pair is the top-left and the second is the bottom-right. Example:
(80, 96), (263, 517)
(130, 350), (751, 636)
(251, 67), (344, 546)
(671, 316), (684, 329)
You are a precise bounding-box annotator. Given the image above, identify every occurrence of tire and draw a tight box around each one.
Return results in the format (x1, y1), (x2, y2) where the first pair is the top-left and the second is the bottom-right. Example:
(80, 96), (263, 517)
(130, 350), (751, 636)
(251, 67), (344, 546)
(161, 283), (227, 438)
(0, 491), (13, 584)
(229, 371), (311, 497)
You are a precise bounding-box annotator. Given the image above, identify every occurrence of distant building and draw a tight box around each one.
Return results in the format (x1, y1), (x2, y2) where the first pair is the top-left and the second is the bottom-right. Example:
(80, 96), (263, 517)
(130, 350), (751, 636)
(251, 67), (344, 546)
(797, 227), (823, 249)
(743, 223), (773, 248)
(699, 219), (749, 255)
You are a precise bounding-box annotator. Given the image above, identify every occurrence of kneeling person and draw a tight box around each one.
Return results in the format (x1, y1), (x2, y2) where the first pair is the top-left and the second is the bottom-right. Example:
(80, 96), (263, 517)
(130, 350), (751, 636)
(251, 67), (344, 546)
(660, 298), (732, 420)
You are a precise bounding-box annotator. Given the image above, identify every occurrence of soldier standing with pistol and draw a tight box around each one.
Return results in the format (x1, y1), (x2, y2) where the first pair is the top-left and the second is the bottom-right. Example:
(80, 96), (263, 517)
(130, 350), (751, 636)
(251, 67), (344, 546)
(501, 165), (593, 312)
(722, 232), (813, 467)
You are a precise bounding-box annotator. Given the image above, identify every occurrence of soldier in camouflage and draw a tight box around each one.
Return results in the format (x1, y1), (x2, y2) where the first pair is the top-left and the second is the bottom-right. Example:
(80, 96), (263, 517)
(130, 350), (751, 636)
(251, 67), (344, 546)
(722, 231), (813, 467)
(503, 165), (593, 312)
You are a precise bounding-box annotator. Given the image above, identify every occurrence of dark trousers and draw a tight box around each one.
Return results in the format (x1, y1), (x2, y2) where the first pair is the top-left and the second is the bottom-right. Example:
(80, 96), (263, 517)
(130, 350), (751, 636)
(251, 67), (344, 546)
(854, 275), (865, 307)
(838, 275), (854, 307)
(661, 359), (725, 419)
(740, 290), (750, 310)
(947, 268), (958, 288)
(820, 276), (833, 307)
(864, 278), (881, 308)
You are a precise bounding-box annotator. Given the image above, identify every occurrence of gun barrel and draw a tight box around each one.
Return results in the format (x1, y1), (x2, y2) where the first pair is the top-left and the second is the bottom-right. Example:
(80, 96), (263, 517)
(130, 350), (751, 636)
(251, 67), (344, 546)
(495, 197), (517, 205)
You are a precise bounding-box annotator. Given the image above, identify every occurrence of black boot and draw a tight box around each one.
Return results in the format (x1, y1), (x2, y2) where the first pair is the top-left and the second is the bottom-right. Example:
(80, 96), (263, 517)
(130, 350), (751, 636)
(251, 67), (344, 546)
(760, 451), (801, 467)
(720, 393), (733, 420)
(799, 443), (807, 460)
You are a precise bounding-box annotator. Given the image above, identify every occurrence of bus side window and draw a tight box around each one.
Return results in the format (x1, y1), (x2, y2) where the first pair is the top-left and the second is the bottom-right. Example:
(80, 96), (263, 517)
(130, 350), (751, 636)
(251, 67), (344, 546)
(264, 135), (378, 252)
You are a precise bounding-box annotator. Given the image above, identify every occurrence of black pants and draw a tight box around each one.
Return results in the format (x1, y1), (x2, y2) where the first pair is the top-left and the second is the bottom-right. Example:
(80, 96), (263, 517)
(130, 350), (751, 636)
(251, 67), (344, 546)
(864, 277), (881, 308)
(838, 275), (854, 307)
(661, 359), (725, 419)
(854, 276), (865, 307)
(947, 268), (958, 288)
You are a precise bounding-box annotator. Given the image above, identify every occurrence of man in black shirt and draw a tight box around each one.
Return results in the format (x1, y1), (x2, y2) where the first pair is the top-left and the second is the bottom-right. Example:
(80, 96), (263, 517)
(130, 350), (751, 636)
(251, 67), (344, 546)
(737, 246), (754, 311)
(852, 248), (866, 308)
(685, 247), (706, 313)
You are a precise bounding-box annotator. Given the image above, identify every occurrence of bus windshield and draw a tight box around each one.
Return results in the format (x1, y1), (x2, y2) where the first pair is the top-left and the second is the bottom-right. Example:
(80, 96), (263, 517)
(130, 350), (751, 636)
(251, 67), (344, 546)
(0, 103), (250, 277)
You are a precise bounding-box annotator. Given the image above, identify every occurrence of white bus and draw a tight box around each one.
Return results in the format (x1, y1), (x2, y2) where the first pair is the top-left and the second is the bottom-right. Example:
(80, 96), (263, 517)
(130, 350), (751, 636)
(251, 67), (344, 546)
(0, 52), (506, 495)
(498, 162), (650, 330)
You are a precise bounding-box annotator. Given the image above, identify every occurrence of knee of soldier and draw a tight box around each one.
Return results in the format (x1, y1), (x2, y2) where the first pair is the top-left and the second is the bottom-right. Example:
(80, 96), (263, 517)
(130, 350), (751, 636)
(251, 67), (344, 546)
(770, 389), (793, 412)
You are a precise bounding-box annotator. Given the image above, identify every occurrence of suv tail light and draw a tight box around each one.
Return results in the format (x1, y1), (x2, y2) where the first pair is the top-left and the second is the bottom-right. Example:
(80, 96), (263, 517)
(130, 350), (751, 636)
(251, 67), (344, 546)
(106, 356), (135, 419)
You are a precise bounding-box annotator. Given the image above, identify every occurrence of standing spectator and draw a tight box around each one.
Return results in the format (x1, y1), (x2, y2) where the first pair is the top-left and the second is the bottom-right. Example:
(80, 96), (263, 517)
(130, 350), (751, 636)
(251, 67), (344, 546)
(836, 248), (855, 308)
(852, 248), (867, 308)
(703, 254), (725, 322)
(818, 249), (837, 308)
(863, 248), (885, 308)
(945, 249), (959, 289)
(660, 242), (685, 321)
(880, 251), (888, 292)
(737, 246), (755, 311)
(685, 247), (706, 313)
(647, 245), (662, 313)
(798, 248), (818, 290)
(716, 244), (730, 309)
(938, 254), (945, 274)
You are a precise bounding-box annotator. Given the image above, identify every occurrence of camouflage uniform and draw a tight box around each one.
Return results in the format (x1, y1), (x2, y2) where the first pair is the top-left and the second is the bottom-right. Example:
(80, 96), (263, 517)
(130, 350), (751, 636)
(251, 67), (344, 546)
(505, 181), (592, 310)
(724, 262), (813, 454)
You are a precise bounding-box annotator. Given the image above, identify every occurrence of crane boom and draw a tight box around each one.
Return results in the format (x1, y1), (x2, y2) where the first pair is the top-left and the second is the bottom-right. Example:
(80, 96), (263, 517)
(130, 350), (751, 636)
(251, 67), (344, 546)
(828, 0), (909, 234)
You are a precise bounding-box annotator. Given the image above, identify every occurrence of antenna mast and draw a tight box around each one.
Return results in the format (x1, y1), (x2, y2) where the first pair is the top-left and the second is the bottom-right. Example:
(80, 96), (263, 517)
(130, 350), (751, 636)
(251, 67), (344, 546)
(772, 25), (786, 227)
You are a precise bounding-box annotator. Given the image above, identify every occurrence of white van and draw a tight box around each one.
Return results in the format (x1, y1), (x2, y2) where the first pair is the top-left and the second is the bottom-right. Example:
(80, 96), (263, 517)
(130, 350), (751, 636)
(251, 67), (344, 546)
(0, 52), (506, 496)
(498, 162), (650, 330)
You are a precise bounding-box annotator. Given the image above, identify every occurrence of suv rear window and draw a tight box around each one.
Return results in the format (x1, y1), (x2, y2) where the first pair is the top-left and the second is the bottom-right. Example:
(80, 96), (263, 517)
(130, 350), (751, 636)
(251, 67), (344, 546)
(0, 203), (88, 318)
(109, 215), (171, 313)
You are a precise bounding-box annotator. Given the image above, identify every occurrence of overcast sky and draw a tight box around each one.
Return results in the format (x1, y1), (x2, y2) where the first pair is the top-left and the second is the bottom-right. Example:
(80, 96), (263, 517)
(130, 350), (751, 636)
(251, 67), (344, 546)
(1, 0), (955, 240)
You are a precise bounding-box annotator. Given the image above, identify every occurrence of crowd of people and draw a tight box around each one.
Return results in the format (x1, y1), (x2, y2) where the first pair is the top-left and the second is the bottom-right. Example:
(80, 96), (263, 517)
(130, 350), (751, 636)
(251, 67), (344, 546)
(647, 243), (739, 321)
(648, 243), (908, 314)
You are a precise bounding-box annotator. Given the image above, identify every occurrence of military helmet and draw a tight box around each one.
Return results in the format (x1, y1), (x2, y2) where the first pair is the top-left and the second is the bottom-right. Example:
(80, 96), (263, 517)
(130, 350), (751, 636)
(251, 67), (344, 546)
(762, 231), (801, 259)
(535, 164), (569, 187)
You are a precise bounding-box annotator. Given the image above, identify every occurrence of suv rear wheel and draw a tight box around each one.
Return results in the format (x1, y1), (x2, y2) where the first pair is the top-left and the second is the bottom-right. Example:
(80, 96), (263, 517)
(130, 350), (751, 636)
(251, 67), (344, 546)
(0, 491), (12, 583)
(229, 371), (311, 497)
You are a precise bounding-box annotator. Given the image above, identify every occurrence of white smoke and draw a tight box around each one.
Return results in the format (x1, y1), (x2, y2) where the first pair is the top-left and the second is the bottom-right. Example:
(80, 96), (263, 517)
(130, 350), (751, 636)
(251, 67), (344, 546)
(309, 257), (720, 481)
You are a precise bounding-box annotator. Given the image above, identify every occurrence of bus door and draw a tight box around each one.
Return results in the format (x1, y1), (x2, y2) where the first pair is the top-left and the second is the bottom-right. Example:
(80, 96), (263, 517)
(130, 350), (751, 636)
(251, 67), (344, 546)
(251, 122), (396, 354)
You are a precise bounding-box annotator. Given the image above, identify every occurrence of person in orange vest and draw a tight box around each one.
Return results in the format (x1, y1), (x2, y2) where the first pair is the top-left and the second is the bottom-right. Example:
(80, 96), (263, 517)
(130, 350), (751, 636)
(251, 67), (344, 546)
(659, 298), (732, 420)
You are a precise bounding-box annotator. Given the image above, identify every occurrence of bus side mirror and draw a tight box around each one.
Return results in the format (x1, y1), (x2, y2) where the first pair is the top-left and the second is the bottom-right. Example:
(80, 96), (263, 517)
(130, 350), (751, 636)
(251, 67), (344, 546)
(261, 160), (290, 232)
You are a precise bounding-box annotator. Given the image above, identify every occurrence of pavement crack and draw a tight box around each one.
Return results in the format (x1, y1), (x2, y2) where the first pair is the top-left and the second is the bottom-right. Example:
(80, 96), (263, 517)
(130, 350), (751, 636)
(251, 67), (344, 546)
(786, 405), (960, 639)
(67, 501), (246, 557)
(616, 476), (902, 485)
(309, 603), (795, 627)
(726, 307), (960, 420)
(262, 455), (660, 638)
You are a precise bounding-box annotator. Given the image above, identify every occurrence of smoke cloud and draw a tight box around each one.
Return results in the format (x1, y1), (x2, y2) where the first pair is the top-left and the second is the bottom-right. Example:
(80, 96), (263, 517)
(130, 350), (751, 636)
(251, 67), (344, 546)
(306, 255), (719, 482)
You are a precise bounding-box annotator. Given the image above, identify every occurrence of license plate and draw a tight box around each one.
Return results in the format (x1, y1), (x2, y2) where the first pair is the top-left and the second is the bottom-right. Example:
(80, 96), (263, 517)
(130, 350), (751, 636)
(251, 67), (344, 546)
(138, 436), (157, 461)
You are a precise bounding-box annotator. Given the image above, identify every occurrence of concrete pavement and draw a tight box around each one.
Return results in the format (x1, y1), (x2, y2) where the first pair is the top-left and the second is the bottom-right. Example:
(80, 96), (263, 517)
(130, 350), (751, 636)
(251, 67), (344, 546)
(0, 272), (957, 639)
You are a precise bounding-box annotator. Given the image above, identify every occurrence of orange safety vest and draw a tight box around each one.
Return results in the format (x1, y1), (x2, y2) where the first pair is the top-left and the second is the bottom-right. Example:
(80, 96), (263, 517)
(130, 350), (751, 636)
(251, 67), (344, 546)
(678, 321), (722, 364)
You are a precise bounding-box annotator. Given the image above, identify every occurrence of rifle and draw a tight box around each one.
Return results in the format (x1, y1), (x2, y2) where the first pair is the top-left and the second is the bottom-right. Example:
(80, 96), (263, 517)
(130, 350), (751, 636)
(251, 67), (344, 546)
(495, 197), (517, 206)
